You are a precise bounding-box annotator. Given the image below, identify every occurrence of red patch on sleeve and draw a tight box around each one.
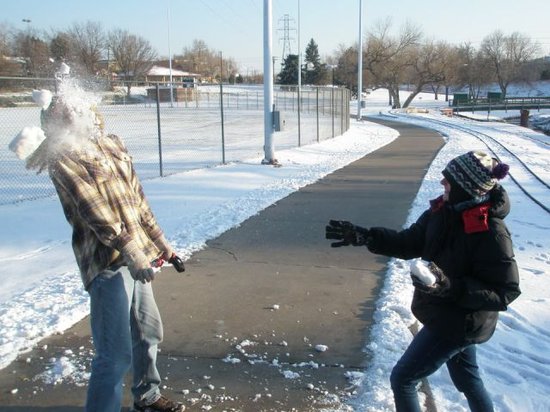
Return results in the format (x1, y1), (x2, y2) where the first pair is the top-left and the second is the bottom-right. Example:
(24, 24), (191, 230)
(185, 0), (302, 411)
(462, 203), (490, 234)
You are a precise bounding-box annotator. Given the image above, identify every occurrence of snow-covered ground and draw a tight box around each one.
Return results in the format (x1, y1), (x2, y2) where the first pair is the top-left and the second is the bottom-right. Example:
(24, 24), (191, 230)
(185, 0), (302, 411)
(1, 84), (549, 411)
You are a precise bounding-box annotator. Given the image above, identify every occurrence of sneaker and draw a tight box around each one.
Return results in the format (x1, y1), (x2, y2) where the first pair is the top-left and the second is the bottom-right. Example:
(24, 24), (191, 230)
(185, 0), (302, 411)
(133, 395), (185, 412)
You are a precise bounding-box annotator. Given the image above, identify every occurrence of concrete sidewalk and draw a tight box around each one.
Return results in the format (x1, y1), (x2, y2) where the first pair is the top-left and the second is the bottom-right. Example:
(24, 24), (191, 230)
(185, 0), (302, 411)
(0, 118), (443, 412)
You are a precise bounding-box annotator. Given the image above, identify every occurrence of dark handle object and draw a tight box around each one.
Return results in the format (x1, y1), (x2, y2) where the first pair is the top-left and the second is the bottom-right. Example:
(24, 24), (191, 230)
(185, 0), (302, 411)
(169, 254), (186, 273)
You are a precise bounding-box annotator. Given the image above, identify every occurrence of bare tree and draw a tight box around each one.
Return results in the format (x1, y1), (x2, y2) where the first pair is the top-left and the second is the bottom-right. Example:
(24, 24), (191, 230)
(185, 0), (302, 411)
(480, 30), (540, 98)
(180, 39), (217, 80)
(366, 18), (423, 108)
(179, 39), (213, 74)
(108, 29), (157, 95)
(49, 31), (73, 63)
(13, 31), (51, 77)
(333, 44), (359, 92)
(438, 45), (463, 100)
(176, 39), (237, 83)
(0, 23), (11, 56)
(452, 43), (493, 100)
(69, 21), (105, 76)
(223, 56), (239, 83)
(0, 23), (20, 76)
(402, 40), (451, 107)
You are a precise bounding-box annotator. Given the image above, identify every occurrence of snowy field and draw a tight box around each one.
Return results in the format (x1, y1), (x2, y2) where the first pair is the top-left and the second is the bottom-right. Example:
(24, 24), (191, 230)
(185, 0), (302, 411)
(1, 84), (550, 411)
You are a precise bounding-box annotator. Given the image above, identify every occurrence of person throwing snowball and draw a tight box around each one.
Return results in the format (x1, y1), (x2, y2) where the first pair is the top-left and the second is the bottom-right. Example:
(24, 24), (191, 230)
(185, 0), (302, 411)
(326, 151), (521, 412)
(14, 83), (185, 412)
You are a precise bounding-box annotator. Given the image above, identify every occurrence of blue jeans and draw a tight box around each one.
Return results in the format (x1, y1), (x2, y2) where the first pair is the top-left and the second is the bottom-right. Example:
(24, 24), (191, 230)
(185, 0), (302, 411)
(390, 326), (494, 412)
(85, 267), (163, 412)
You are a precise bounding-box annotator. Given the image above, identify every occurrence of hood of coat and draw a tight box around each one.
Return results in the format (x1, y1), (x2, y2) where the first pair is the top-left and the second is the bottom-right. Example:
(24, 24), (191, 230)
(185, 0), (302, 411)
(487, 184), (510, 219)
(444, 183), (510, 219)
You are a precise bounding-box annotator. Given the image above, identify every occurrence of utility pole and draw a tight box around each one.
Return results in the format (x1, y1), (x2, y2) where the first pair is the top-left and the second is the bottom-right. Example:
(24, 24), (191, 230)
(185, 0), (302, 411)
(277, 14), (295, 63)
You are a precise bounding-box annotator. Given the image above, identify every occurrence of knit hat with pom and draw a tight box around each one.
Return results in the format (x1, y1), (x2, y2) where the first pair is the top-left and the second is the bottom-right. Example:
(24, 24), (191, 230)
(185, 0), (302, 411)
(442, 151), (510, 199)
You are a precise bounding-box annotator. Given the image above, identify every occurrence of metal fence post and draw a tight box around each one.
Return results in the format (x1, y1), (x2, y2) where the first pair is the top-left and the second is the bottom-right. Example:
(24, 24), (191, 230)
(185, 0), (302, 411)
(297, 86), (301, 147)
(155, 83), (164, 177)
(340, 89), (344, 135)
(220, 82), (226, 164)
(316, 87), (320, 142)
(331, 87), (335, 138)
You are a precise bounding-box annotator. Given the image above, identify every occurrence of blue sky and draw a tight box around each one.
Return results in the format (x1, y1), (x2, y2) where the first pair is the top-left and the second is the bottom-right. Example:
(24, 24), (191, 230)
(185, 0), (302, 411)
(2, 0), (550, 73)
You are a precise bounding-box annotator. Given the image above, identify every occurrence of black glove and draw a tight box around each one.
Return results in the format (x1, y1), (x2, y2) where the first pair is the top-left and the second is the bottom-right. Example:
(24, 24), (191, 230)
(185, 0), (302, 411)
(151, 253), (186, 273)
(325, 220), (371, 247)
(168, 253), (186, 273)
(412, 262), (451, 298)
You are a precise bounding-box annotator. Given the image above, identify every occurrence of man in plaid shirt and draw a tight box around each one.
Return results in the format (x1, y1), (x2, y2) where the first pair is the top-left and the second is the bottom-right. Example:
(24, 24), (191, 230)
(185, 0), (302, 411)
(25, 93), (185, 412)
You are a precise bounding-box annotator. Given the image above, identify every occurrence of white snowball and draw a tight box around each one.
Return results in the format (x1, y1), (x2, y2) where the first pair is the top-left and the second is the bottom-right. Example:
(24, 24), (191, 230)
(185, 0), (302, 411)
(410, 259), (436, 286)
(32, 89), (53, 109)
(315, 344), (329, 352)
(9, 126), (46, 159)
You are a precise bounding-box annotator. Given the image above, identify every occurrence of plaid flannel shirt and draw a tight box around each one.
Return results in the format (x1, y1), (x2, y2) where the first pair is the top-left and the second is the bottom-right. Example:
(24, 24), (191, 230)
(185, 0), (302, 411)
(49, 134), (164, 289)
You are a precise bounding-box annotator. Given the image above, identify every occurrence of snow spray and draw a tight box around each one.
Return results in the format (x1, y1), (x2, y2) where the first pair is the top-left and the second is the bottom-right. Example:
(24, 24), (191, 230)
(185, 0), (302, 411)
(9, 64), (105, 164)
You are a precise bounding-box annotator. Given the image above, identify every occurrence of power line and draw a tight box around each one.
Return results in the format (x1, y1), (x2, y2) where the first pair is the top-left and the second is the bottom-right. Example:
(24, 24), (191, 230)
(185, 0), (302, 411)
(197, 0), (242, 35)
(247, 0), (261, 13)
(198, 0), (255, 40)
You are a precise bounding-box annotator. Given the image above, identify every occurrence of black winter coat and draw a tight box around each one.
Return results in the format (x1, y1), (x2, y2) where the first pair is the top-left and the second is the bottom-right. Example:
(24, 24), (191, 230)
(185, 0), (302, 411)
(367, 185), (520, 345)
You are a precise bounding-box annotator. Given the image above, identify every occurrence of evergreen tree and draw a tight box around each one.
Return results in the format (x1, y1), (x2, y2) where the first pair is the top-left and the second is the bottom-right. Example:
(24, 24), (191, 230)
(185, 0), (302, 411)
(277, 54), (299, 85)
(304, 38), (328, 85)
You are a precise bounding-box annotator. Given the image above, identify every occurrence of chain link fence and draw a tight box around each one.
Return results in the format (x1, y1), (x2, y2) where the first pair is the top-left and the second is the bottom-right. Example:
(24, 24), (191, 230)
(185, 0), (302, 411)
(0, 77), (351, 205)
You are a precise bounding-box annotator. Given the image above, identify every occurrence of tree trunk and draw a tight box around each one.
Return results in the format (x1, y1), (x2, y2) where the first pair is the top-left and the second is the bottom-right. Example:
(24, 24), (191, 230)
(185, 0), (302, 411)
(402, 84), (424, 108)
(390, 87), (401, 109)
(402, 91), (420, 108)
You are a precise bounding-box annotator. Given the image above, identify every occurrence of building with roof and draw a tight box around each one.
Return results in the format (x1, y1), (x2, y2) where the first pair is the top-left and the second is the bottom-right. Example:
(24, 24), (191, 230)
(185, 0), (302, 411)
(145, 65), (200, 88)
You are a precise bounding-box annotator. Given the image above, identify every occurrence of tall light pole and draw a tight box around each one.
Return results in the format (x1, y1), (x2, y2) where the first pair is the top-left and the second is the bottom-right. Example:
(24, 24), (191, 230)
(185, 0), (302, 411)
(297, 0), (302, 146)
(167, 6), (174, 107)
(297, 0), (301, 91)
(262, 0), (275, 164)
(21, 19), (32, 78)
(357, 0), (364, 120)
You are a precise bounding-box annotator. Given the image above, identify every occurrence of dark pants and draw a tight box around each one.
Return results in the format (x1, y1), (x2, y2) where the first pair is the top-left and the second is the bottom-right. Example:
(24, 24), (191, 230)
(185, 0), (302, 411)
(390, 326), (494, 412)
